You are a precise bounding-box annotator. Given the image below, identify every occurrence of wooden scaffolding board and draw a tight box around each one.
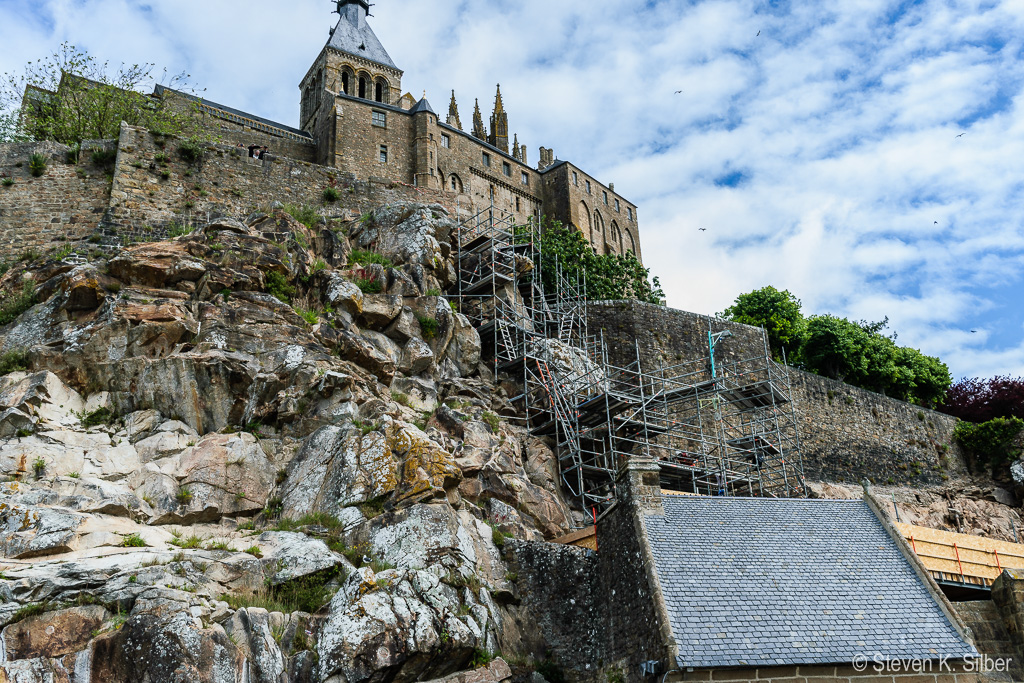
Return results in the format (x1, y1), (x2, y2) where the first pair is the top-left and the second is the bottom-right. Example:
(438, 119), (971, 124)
(895, 522), (1024, 587)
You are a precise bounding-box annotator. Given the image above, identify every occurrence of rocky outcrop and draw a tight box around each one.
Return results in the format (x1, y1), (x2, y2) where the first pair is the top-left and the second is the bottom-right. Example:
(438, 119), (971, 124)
(0, 203), (563, 683)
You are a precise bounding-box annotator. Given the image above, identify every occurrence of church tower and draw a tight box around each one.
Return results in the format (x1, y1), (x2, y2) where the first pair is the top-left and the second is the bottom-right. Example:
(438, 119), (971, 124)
(488, 84), (509, 153)
(447, 90), (462, 130)
(472, 99), (487, 141)
(299, 0), (403, 133)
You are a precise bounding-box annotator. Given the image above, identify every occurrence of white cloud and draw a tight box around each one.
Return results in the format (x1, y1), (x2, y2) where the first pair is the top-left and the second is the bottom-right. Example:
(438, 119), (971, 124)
(2, 0), (1023, 378)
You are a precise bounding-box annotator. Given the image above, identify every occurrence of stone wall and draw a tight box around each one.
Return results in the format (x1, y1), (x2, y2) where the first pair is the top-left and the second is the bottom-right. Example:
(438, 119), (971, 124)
(0, 140), (112, 255)
(505, 540), (602, 682)
(587, 300), (966, 488)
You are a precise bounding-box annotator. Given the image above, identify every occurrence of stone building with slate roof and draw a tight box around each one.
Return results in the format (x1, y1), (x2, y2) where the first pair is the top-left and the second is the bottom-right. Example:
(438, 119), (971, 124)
(293, 0), (643, 260)
(607, 459), (980, 681)
(511, 458), (1003, 683)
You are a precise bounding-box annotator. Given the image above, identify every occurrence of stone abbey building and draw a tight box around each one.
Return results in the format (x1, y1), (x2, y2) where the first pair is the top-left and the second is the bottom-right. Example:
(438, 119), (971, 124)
(182, 0), (643, 261)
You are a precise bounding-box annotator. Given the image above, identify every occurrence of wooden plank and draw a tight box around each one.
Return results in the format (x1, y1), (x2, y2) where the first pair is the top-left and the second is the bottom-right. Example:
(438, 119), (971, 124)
(895, 522), (1024, 584)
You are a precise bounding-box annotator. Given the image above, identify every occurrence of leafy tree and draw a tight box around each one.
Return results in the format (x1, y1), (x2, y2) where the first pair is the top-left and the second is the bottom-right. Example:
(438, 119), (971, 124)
(941, 375), (1024, 423)
(0, 42), (203, 146)
(796, 314), (949, 407)
(719, 286), (804, 359)
(532, 219), (663, 305)
(953, 416), (1024, 477)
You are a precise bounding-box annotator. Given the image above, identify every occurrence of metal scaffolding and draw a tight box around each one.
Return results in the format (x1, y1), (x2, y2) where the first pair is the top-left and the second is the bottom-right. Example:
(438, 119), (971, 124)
(450, 207), (807, 526)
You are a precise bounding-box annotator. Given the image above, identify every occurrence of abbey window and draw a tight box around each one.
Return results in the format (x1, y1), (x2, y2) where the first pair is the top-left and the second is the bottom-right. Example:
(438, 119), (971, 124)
(379, 145), (388, 163)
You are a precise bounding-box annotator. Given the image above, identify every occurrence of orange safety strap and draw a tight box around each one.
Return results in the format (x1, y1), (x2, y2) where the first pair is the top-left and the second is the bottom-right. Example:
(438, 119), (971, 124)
(953, 543), (964, 578)
(910, 535), (917, 553)
(994, 548), (1002, 571)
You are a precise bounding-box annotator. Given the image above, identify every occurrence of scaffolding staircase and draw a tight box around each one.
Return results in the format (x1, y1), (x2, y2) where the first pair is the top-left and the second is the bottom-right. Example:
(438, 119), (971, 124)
(451, 206), (807, 526)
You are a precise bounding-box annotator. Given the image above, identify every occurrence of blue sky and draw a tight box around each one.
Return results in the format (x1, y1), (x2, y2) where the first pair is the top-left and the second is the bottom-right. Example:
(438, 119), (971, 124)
(1, 0), (1022, 380)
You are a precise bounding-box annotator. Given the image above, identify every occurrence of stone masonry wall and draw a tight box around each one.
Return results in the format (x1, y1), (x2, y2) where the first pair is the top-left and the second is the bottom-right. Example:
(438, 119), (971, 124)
(588, 300), (966, 488)
(0, 140), (112, 255)
(104, 124), (456, 238)
(505, 540), (602, 683)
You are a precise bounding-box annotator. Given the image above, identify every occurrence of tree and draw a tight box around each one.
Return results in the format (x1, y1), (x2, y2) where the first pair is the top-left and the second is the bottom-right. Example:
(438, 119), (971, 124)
(941, 376), (1024, 423)
(719, 286), (804, 359)
(533, 219), (664, 305)
(0, 42), (203, 146)
(797, 314), (949, 407)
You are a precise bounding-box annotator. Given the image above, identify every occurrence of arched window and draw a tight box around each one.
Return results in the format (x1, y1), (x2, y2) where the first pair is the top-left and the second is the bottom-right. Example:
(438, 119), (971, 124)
(592, 210), (604, 251)
(450, 174), (462, 193)
(577, 201), (591, 235)
(341, 72), (349, 95)
(624, 230), (636, 255)
(610, 221), (621, 254)
(374, 79), (389, 103)
(358, 77), (367, 99)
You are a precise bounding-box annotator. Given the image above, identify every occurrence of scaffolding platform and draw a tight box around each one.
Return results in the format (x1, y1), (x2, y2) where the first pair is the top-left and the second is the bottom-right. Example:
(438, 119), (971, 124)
(453, 203), (807, 527)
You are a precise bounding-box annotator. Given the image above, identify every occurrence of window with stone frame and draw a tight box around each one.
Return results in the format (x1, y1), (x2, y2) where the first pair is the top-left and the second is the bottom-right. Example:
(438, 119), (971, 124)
(521, 171), (529, 185)
(615, 199), (620, 212)
(627, 207), (633, 220)
(372, 111), (387, 128)
(586, 180), (591, 194)
(572, 171), (578, 186)
(379, 145), (388, 163)
(502, 162), (511, 177)
(603, 191), (608, 205)
(482, 152), (491, 167)
(441, 134), (450, 148)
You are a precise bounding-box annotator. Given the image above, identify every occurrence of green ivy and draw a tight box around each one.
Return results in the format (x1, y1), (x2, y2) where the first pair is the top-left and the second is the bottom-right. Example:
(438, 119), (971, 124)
(953, 417), (1024, 476)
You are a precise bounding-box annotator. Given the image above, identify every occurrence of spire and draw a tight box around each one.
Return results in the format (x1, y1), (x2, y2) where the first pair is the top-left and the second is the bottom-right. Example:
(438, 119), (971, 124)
(472, 98), (487, 141)
(447, 90), (462, 130)
(488, 84), (509, 153)
(512, 134), (521, 161)
(327, 0), (399, 71)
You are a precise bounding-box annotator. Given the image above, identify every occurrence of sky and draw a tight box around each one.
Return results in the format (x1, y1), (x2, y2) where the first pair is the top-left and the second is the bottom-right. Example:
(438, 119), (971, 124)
(1, 0), (1022, 380)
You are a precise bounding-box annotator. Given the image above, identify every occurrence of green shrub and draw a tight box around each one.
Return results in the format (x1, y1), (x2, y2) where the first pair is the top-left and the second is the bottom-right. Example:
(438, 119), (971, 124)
(481, 411), (500, 432)
(80, 407), (114, 428)
(265, 271), (294, 303)
(1, 177), (13, 187)
(91, 148), (117, 167)
(178, 139), (204, 163)
(167, 222), (193, 238)
(66, 144), (80, 164)
(0, 281), (37, 325)
(349, 249), (393, 268)
(28, 153), (47, 177)
(121, 533), (147, 548)
(154, 152), (169, 165)
(416, 314), (439, 340)
(322, 186), (341, 203)
(469, 649), (496, 669)
(244, 545), (263, 558)
(296, 308), (319, 325)
(176, 487), (193, 505)
(954, 417), (1024, 476)
(32, 457), (45, 477)
(0, 349), (29, 375)
(283, 204), (319, 229)
(169, 534), (204, 549)
(355, 277), (382, 294)
(9, 602), (52, 624)
(424, 288), (441, 297)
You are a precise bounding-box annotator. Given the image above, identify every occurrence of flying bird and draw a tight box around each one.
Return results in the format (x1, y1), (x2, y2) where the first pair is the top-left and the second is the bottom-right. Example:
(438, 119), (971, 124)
(756, 30), (760, 36)
(956, 133), (965, 138)
(674, 90), (683, 94)
(934, 221), (938, 224)
(971, 330), (977, 333)
(698, 228), (706, 232)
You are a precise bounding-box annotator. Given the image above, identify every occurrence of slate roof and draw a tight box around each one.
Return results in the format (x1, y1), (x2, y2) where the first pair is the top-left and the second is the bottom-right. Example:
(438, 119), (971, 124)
(409, 98), (436, 115)
(327, 7), (399, 71)
(153, 86), (311, 139)
(643, 497), (977, 668)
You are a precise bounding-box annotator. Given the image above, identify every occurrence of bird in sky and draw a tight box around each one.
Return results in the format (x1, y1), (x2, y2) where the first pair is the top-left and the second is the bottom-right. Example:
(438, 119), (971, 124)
(934, 221), (938, 224)
(756, 30), (760, 36)
(674, 90), (683, 94)
(698, 227), (706, 232)
(956, 133), (965, 138)
(970, 330), (977, 333)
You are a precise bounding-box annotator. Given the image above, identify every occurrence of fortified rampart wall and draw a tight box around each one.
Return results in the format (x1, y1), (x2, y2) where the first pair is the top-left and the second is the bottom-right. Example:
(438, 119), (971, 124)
(0, 126), (455, 257)
(588, 300), (967, 486)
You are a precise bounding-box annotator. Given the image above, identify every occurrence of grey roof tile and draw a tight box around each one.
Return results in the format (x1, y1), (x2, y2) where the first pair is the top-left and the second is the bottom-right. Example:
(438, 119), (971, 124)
(328, 5), (399, 70)
(643, 497), (977, 669)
